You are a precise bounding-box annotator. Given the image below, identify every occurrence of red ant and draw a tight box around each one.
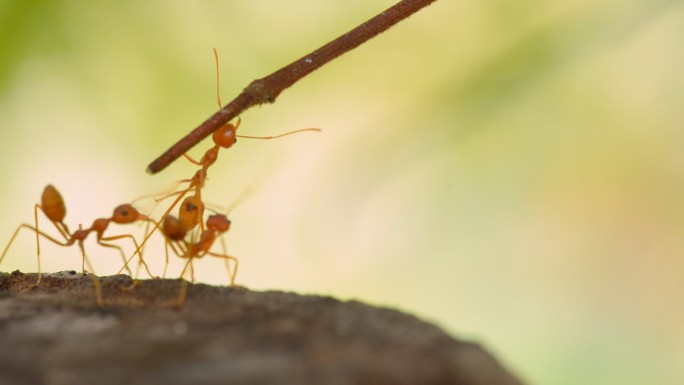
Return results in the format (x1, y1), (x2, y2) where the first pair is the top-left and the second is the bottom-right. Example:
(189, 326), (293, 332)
(116, 199), (235, 306)
(159, 212), (236, 306)
(121, 174), (257, 306)
(0, 185), (157, 305)
(128, 48), (320, 262)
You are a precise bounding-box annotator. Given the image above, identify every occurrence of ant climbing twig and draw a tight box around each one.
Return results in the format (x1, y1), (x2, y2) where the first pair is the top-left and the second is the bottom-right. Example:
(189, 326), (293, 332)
(146, 0), (438, 174)
(127, 48), (320, 266)
(123, 161), (260, 306)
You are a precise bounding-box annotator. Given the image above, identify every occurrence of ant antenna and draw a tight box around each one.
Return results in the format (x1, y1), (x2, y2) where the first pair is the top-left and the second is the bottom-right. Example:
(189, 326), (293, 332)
(237, 127), (322, 140)
(213, 47), (222, 109)
(212, 48), (320, 140)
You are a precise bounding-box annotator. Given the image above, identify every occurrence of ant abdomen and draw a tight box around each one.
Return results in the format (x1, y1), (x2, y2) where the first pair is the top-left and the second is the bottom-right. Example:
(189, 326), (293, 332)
(41, 185), (66, 223)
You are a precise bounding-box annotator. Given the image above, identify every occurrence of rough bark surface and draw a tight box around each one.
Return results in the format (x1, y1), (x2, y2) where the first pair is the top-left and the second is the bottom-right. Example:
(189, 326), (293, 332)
(0, 271), (524, 385)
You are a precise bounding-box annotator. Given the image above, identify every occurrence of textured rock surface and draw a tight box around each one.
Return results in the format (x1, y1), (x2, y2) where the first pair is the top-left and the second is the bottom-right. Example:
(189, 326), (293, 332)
(0, 271), (524, 385)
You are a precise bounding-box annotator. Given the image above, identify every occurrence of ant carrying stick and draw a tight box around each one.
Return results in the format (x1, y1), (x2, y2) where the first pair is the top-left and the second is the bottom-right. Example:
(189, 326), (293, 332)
(164, 47), (320, 223)
(127, 48), (320, 262)
(0, 185), (157, 305)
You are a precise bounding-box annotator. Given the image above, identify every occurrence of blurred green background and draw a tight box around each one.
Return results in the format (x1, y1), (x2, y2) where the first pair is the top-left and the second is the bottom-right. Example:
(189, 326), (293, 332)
(1, 1), (682, 383)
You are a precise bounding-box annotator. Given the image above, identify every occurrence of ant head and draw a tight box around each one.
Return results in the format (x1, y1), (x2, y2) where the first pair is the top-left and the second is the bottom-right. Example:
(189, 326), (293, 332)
(212, 118), (241, 149)
(41, 184), (66, 222)
(112, 204), (141, 224)
(162, 215), (187, 241)
(206, 214), (231, 233)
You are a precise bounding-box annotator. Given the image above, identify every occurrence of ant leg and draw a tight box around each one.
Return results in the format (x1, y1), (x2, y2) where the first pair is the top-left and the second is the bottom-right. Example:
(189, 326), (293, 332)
(33, 204), (72, 285)
(141, 219), (153, 270)
(163, 242), (170, 279)
(124, 185), (193, 274)
(176, 278), (188, 308)
(99, 235), (155, 294)
(175, 257), (194, 307)
(78, 241), (104, 306)
(163, 240), (187, 279)
(182, 153), (202, 165)
(187, 256), (197, 283)
(76, 239), (86, 274)
(96, 241), (134, 276)
(33, 204), (42, 262)
(100, 234), (155, 279)
(87, 272), (104, 307)
(218, 237), (238, 286)
(153, 184), (193, 204)
(1, 224), (72, 286)
(206, 251), (239, 286)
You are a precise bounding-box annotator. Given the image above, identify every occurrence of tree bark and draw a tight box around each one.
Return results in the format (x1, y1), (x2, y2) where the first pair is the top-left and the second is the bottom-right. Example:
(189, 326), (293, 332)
(0, 271), (524, 385)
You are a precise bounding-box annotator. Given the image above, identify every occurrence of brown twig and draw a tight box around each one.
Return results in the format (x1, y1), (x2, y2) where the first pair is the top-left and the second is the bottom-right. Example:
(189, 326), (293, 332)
(146, 0), (439, 174)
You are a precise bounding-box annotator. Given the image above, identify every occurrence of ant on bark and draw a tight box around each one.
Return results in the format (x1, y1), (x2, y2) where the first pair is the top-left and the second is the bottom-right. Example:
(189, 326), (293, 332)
(162, 212), (236, 306)
(118, 195), (237, 306)
(122, 169), (259, 307)
(2, 48), (320, 307)
(0, 185), (156, 305)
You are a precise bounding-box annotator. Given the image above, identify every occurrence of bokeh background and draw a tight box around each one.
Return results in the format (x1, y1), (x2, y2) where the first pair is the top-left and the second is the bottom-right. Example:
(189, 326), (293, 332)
(1, 1), (682, 383)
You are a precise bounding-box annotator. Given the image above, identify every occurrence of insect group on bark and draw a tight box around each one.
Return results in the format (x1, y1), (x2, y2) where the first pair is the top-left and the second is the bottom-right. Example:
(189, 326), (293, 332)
(0, 49), (320, 307)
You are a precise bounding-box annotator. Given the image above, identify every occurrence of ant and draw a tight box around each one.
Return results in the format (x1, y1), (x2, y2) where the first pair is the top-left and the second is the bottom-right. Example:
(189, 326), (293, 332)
(161, 212), (237, 307)
(120, 175), (256, 307)
(116, 200), (235, 306)
(128, 48), (320, 262)
(0, 185), (157, 305)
